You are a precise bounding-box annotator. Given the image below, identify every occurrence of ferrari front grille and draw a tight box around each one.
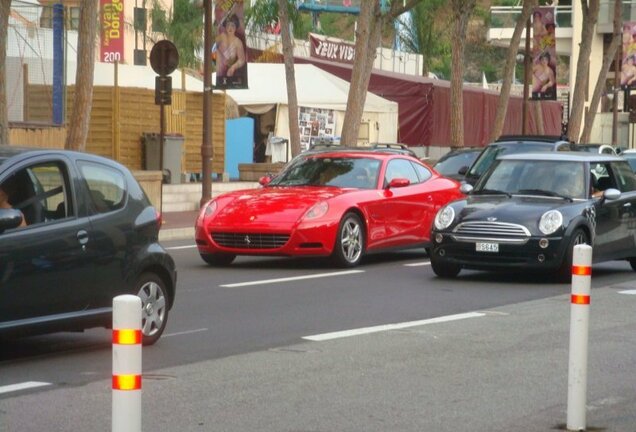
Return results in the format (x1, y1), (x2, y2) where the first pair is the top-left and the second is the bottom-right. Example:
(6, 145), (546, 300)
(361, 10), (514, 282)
(451, 221), (530, 244)
(212, 232), (290, 249)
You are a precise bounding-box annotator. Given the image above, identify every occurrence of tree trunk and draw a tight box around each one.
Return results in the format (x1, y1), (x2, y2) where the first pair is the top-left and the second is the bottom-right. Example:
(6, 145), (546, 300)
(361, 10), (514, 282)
(340, 0), (421, 146)
(66, 0), (98, 151)
(0, 0), (11, 146)
(580, 0), (621, 143)
(340, 1), (377, 146)
(490, 0), (538, 142)
(567, 0), (600, 142)
(449, 0), (476, 147)
(278, 0), (301, 156)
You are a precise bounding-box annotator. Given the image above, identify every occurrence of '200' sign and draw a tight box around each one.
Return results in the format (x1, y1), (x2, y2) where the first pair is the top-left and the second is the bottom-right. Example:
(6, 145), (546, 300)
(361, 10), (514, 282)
(100, 0), (124, 63)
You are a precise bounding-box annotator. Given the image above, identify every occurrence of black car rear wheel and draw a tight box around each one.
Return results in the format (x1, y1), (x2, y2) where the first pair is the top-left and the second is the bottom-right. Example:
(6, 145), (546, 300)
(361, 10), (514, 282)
(331, 212), (364, 267)
(136, 273), (170, 345)
(430, 250), (461, 278)
(557, 228), (589, 283)
(200, 253), (236, 266)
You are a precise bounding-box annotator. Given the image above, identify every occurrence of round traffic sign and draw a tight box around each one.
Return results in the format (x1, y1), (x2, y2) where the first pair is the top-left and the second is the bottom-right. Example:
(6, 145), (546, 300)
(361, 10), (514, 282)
(150, 40), (179, 76)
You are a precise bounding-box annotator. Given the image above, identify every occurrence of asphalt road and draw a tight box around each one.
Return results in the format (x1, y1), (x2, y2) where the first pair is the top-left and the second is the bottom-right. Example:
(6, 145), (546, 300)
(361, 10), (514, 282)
(2, 240), (636, 431)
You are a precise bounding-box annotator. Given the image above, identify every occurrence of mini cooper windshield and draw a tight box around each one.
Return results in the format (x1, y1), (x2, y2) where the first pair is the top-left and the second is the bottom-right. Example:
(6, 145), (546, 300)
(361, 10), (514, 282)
(476, 159), (587, 200)
(269, 156), (381, 189)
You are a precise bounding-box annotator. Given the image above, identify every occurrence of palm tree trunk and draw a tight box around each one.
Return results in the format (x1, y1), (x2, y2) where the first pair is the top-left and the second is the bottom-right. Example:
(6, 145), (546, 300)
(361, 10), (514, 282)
(66, 0), (98, 151)
(278, 0), (301, 157)
(490, 0), (538, 142)
(567, 0), (600, 142)
(580, 0), (621, 143)
(449, 0), (476, 147)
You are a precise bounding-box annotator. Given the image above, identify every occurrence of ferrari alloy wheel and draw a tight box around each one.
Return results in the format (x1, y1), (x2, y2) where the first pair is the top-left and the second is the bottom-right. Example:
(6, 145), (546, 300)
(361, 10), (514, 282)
(136, 273), (170, 345)
(430, 250), (461, 278)
(332, 212), (364, 267)
(557, 228), (589, 282)
(200, 253), (236, 266)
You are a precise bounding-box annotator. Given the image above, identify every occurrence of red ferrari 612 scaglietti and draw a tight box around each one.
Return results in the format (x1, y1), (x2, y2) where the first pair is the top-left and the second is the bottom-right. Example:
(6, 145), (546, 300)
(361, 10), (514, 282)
(195, 147), (464, 267)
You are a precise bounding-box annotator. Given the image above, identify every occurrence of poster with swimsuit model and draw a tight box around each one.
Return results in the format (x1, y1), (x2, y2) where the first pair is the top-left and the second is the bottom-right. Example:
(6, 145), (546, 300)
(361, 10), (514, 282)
(621, 22), (636, 90)
(214, 0), (248, 90)
(531, 6), (557, 100)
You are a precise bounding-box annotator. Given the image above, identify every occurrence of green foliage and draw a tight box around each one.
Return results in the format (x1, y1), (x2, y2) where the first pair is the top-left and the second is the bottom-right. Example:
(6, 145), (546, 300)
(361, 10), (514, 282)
(245, 0), (305, 38)
(150, 0), (203, 70)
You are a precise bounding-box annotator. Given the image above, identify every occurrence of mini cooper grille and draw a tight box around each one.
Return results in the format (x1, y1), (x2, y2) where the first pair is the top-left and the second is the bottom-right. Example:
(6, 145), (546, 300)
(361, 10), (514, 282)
(452, 221), (530, 243)
(212, 232), (290, 249)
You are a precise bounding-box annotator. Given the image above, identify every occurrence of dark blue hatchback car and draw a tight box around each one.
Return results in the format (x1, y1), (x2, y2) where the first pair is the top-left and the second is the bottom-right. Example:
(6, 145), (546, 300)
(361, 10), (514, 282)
(0, 146), (176, 344)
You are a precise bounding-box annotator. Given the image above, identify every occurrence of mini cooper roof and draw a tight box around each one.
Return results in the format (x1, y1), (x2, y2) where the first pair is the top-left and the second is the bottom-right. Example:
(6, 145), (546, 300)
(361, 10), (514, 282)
(497, 151), (624, 163)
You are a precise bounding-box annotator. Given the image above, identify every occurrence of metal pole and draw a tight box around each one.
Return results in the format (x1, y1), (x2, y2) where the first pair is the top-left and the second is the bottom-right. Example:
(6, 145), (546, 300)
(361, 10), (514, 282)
(522, 17), (531, 134)
(612, 49), (619, 146)
(566, 244), (592, 431)
(201, 0), (213, 207)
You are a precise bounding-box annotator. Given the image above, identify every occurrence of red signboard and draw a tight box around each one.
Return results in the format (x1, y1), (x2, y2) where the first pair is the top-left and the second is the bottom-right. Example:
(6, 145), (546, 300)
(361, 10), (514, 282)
(100, 0), (124, 63)
(309, 33), (356, 64)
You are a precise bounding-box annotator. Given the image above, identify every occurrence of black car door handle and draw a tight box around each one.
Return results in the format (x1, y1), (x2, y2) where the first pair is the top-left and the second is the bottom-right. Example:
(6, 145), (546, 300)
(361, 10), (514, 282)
(77, 230), (89, 245)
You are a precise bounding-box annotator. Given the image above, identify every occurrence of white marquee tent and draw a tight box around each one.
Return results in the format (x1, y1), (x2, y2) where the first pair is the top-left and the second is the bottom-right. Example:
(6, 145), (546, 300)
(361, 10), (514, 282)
(216, 63), (399, 146)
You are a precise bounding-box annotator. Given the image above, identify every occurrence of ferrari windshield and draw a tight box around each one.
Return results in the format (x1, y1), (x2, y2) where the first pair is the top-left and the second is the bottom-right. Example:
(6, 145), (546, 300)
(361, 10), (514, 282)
(269, 156), (381, 189)
(477, 160), (587, 199)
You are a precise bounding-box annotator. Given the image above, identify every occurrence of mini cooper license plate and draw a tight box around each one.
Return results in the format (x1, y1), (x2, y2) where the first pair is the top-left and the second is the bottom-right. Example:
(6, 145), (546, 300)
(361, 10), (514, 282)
(476, 242), (499, 253)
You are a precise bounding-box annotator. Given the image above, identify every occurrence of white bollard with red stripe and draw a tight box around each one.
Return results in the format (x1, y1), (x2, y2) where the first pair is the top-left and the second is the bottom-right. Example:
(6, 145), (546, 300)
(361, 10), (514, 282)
(566, 244), (592, 431)
(112, 295), (142, 432)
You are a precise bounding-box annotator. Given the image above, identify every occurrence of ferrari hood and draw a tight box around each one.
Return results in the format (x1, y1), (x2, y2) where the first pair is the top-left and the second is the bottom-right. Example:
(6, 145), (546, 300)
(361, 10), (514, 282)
(213, 186), (347, 225)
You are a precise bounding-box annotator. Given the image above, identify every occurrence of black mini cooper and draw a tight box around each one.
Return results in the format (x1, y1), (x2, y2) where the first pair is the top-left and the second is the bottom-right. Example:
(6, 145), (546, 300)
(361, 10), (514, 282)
(430, 152), (636, 281)
(0, 147), (177, 344)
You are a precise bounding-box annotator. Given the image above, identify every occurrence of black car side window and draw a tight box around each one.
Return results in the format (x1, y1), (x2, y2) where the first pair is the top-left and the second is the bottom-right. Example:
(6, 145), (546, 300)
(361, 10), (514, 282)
(77, 161), (126, 214)
(610, 161), (636, 192)
(1, 162), (72, 227)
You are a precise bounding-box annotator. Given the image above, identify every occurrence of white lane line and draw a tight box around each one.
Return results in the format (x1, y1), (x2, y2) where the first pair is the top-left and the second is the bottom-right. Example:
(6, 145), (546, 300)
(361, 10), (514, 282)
(303, 312), (486, 341)
(403, 261), (431, 267)
(220, 270), (365, 288)
(0, 381), (52, 395)
(618, 289), (636, 295)
(165, 245), (197, 250)
(163, 328), (208, 337)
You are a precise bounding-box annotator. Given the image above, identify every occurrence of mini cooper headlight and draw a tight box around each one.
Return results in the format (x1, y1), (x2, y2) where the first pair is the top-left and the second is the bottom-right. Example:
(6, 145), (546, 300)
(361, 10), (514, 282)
(539, 210), (563, 235)
(434, 206), (455, 230)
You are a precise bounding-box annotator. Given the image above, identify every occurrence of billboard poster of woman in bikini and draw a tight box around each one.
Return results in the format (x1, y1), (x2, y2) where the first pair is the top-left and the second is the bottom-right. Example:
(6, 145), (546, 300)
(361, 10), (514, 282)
(531, 6), (557, 100)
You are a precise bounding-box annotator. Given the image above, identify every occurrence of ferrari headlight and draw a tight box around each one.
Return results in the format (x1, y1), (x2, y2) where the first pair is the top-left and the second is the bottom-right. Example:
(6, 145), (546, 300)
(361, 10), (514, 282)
(198, 200), (217, 222)
(303, 201), (329, 220)
(434, 206), (455, 230)
(539, 210), (563, 235)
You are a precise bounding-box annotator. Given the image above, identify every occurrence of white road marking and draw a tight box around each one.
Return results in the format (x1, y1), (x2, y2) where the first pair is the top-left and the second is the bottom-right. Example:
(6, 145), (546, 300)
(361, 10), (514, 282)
(303, 312), (486, 341)
(165, 245), (197, 250)
(618, 289), (636, 295)
(403, 261), (431, 267)
(0, 381), (51, 395)
(220, 270), (365, 288)
(163, 328), (208, 337)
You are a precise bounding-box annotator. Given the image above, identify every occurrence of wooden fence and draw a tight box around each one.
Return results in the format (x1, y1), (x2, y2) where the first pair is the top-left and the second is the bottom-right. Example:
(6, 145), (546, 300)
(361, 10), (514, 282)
(13, 83), (227, 178)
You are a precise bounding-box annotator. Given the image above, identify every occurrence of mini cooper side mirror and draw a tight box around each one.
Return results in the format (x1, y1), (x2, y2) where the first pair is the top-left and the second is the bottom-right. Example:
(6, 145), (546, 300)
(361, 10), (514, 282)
(603, 188), (621, 201)
(459, 183), (473, 194)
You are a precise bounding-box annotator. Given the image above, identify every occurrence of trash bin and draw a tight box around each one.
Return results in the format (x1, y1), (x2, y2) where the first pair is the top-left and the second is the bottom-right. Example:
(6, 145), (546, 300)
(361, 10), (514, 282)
(142, 133), (184, 184)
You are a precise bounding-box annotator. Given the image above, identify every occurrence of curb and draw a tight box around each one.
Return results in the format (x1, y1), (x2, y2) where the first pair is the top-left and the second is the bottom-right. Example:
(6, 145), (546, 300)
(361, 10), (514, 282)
(159, 227), (194, 242)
